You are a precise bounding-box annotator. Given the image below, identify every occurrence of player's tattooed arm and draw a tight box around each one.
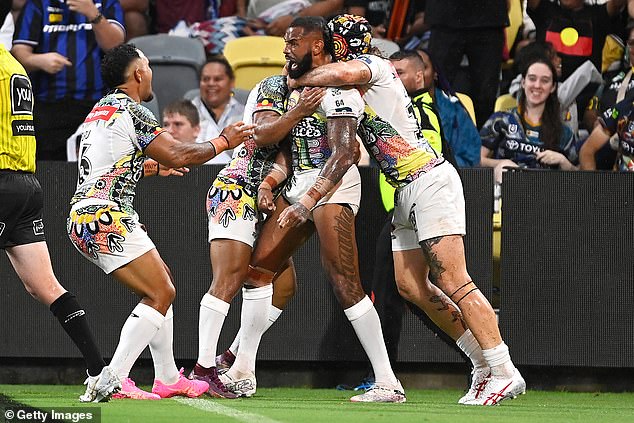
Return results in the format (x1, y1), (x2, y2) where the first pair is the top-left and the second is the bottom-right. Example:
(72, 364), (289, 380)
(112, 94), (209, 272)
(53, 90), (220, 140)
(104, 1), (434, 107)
(277, 116), (358, 228)
(289, 60), (371, 88)
(253, 87), (325, 147)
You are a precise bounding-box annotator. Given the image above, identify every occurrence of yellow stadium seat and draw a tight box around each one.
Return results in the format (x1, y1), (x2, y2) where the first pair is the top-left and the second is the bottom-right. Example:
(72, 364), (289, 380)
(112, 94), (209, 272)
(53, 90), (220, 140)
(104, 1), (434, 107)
(494, 94), (518, 112)
(223, 36), (286, 91)
(455, 92), (476, 124)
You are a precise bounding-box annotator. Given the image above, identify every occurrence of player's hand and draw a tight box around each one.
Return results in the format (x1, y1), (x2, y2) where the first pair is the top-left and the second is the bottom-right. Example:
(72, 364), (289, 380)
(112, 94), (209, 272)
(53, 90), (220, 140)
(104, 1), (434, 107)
(67, 0), (100, 18)
(292, 87), (325, 117)
(265, 15), (293, 36)
(158, 164), (189, 177)
(38, 53), (72, 74)
(277, 202), (310, 228)
(220, 122), (256, 149)
(257, 187), (275, 212)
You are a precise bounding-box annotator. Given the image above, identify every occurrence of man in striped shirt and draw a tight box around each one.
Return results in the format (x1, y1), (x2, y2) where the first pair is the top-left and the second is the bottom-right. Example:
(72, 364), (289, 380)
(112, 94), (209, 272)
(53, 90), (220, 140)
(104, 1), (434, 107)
(11, 0), (125, 160)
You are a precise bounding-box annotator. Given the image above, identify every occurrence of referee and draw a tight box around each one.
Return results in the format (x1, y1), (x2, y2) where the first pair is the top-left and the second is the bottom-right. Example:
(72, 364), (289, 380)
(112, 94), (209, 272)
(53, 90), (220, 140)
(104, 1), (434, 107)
(0, 43), (119, 402)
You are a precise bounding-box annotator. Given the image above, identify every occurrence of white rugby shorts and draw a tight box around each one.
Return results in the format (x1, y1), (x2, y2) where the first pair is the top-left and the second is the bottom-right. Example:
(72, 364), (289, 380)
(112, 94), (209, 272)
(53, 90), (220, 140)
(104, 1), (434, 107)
(283, 166), (361, 217)
(391, 162), (466, 251)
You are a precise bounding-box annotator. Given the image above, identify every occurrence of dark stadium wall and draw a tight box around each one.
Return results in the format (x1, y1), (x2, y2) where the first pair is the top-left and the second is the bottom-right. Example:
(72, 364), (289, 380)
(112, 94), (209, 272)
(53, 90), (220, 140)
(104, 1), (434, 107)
(1, 163), (496, 364)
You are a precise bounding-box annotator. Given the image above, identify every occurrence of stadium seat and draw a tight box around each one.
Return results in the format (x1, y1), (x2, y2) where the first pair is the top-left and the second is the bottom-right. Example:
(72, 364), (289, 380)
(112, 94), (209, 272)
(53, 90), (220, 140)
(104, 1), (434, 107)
(128, 34), (206, 116)
(455, 92), (476, 124)
(223, 36), (286, 91)
(494, 94), (518, 112)
(142, 93), (160, 118)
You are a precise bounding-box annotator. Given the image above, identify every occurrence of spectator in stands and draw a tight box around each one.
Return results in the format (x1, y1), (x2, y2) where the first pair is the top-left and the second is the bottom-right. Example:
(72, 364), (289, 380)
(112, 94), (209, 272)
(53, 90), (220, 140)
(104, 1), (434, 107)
(527, 0), (626, 127)
(162, 100), (201, 144)
(581, 22), (634, 169)
(120, 0), (148, 40)
(481, 57), (577, 184)
(247, 0), (344, 36)
(190, 57), (245, 164)
(508, 40), (602, 139)
(579, 96), (634, 171)
(345, 0), (425, 47)
(11, 0), (125, 161)
(391, 48), (480, 167)
(425, 0), (508, 128)
(582, 21), (634, 170)
(169, 0), (345, 55)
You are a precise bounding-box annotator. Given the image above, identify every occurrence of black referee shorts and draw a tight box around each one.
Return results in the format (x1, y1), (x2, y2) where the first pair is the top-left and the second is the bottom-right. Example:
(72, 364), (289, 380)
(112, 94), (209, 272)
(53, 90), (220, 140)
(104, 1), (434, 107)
(0, 171), (46, 249)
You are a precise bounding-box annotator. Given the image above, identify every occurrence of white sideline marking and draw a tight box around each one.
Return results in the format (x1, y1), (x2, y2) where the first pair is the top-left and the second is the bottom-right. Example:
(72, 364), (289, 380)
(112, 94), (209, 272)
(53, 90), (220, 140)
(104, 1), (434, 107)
(174, 397), (282, 423)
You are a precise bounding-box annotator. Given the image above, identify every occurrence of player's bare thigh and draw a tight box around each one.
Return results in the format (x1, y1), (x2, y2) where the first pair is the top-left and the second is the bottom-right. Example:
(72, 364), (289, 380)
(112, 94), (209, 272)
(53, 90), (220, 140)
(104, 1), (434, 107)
(250, 195), (314, 273)
(111, 248), (175, 315)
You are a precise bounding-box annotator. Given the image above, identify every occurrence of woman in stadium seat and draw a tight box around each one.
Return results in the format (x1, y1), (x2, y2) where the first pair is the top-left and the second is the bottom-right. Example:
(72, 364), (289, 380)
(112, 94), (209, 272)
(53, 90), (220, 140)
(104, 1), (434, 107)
(480, 56), (578, 184)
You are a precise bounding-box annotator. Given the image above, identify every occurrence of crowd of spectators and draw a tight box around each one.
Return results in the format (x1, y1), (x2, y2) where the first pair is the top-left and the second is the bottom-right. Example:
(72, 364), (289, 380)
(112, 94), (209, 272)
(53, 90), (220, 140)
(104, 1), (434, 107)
(3, 0), (634, 170)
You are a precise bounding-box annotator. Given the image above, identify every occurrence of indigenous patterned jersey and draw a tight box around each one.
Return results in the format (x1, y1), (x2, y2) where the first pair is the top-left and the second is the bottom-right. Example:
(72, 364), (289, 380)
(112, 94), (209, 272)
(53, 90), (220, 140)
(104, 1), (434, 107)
(217, 76), (285, 188)
(70, 90), (164, 213)
(287, 86), (365, 171)
(0, 45), (36, 172)
(353, 54), (442, 188)
(601, 98), (634, 171)
(480, 107), (576, 168)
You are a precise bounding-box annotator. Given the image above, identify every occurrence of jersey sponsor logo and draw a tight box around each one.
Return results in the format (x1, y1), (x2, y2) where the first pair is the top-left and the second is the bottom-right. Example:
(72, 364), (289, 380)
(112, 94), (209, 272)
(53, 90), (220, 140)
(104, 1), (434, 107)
(506, 139), (519, 151)
(85, 106), (117, 123)
(12, 120), (35, 136)
(32, 219), (44, 236)
(48, 13), (63, 23)
(43, 23), (93, 33)
(10, 75), (33, 115)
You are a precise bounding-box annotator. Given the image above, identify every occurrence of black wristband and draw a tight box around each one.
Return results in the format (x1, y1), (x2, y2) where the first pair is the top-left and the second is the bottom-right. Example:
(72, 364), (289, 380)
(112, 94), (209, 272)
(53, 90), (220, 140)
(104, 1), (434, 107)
(90, 13), (104, 24)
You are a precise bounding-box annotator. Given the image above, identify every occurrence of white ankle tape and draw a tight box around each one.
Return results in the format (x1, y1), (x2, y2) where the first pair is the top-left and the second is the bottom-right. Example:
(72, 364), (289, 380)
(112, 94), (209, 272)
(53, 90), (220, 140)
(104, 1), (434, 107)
(243, 284), (273, 300)
(482, 342), (511, 368)
(269, 305), (283, 323)
(344, 296), (373, 322)
(132, 303), (165, 329)
(200, 293), (230, 316)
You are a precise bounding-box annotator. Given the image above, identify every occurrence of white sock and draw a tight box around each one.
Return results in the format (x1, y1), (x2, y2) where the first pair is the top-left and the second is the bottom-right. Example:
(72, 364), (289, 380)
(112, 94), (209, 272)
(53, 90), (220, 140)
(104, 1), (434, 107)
(110, 303), (164, 380)
(149, 305), (180, 385)
(456, 329), (488, 369)
(229, 305), (283, 356)
(344, 296), (398, 387)
(482, 342), (514, 378)
(229, 285), (273, 376)
(197, 293), (230, 368)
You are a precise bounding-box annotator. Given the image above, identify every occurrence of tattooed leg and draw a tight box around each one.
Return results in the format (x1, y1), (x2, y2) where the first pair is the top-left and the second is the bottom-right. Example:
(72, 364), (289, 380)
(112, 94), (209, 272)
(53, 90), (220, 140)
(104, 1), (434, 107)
(393, 248), (467, 340)
(313, 204), (364, 308)
(418, 234), (502, 350)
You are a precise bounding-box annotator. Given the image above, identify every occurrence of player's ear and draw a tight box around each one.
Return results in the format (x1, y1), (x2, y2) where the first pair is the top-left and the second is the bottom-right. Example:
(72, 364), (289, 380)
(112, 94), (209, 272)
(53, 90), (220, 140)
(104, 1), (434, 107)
(313, 39), (324, 55)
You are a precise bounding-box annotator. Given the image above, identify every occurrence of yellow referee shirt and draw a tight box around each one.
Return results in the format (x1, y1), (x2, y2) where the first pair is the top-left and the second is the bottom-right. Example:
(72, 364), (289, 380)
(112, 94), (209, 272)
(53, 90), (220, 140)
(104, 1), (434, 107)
(0, 44), (36, 172)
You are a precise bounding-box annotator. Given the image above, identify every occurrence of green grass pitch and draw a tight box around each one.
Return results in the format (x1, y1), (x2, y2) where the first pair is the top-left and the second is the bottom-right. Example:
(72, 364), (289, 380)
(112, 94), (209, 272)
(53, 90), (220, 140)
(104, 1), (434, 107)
(1, 385), (634, 423)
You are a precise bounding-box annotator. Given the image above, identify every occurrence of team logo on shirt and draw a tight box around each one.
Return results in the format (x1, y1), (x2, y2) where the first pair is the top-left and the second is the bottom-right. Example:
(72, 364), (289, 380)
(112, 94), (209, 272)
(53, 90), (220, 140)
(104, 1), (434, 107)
(10, 75), (33, 115)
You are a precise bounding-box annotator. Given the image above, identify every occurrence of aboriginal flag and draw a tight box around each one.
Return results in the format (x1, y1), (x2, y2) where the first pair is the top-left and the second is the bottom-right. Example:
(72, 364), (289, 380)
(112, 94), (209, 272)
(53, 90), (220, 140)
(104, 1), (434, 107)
(545, 17), (593, 57)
